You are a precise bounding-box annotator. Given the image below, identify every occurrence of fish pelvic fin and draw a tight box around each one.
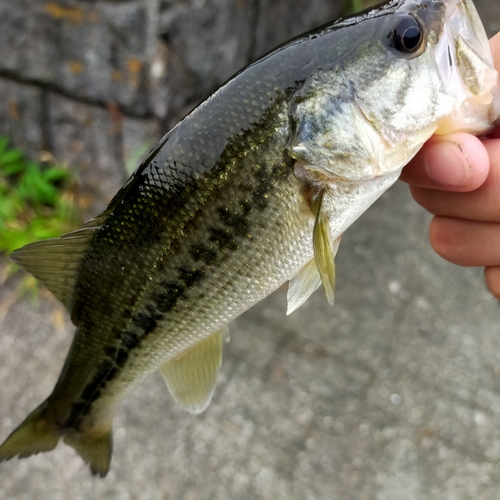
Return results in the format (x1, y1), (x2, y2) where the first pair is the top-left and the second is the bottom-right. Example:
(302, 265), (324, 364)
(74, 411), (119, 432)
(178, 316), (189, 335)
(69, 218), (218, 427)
(63, 426), (113, 477)
(312, 193), (342, 306)
(0, 402), (59, 463)
(160, 328), (226, 414)
(287, 258), (322, 315)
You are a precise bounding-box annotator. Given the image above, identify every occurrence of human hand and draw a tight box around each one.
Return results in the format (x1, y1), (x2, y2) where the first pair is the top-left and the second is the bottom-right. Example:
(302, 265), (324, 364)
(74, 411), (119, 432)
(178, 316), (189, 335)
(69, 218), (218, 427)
(400, 32), (500, 299)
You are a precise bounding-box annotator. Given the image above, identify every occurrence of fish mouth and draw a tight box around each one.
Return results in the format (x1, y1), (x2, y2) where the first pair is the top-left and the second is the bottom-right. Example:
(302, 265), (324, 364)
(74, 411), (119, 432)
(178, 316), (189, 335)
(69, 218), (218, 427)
(433, 0), (500, 133)
(435, 0), (498, 111)
(436, 0), (498, 94)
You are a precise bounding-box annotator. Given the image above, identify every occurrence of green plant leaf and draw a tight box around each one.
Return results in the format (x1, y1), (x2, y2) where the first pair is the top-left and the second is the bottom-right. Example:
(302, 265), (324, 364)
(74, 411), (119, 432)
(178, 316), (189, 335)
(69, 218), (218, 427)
(0, 149), (24, 166)
(0, 137), (9, 158)
(0, 135), (81, 294)
(0, 160), (25, 176)
(42, 167), (70, 183)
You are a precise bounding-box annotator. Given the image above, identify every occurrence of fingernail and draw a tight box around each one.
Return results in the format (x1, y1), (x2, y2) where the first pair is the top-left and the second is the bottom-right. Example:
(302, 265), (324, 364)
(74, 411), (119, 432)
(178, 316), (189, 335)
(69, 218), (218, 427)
(424, 141), (471, 187)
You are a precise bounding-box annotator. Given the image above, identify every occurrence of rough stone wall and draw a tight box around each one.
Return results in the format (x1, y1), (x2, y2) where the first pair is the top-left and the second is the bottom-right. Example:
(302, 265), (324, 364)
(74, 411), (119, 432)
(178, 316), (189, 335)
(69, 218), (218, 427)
(0, 0), (342, 217)
(2, 0), (497, 218)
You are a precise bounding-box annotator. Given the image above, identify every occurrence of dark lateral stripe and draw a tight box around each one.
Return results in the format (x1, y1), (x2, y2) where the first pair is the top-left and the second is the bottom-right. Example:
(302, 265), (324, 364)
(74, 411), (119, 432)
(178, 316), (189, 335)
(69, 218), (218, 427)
(64, 359), (116, 427)
(121, 330), (140, 350)
(188, 243), (218, 264)
(155, 284), (184, 313)
(65, 145), (292, 429)
(116, 348), (129, 367)
(132, 312), (159, 334)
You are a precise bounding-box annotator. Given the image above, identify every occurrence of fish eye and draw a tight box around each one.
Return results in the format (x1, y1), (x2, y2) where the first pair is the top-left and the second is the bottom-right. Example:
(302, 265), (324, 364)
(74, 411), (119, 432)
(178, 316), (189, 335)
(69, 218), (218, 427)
(389, 16), (424, 54)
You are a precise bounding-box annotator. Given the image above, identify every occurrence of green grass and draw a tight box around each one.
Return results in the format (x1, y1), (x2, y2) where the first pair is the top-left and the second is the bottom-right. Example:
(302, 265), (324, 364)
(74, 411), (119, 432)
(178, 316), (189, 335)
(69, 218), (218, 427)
(346, 0), (364, 13)
(345, 0), (380, 14)
(125, 139), (154, 176)
(0, 137), (80, 287)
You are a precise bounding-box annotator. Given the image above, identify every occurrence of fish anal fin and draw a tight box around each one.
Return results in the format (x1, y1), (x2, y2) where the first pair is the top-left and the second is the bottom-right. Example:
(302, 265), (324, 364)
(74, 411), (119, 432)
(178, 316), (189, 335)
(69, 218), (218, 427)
(313, 198), (342, 306)
(160, 328), (225, 414)
(10, 223), (98, 313)
(287, 259), (321, 315)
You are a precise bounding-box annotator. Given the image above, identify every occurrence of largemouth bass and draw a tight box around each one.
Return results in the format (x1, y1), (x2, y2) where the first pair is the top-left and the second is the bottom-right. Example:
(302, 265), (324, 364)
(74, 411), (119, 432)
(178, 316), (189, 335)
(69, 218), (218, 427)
(1, 0), (498, 477)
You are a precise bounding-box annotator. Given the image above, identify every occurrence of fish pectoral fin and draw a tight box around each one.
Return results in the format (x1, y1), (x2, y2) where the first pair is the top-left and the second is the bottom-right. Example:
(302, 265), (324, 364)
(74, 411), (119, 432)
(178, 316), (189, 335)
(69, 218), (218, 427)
(11, 224), (99, 313)
(287, 259), (321, 315)
(313, 201), (342, 306)
(159, 328), (226, 414)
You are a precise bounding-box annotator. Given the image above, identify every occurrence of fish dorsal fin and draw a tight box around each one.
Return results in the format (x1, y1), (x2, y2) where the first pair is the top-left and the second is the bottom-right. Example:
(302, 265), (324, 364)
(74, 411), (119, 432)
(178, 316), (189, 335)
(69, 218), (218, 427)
(287, 258), (321, 315)
(312, 194), (342, 306)
(10, 218), (103, 312)
(159, 327), (227, 414)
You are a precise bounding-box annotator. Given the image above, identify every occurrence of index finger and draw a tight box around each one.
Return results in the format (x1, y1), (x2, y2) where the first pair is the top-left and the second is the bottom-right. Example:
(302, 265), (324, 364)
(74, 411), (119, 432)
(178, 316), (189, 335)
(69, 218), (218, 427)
(490, 31), (500, 78)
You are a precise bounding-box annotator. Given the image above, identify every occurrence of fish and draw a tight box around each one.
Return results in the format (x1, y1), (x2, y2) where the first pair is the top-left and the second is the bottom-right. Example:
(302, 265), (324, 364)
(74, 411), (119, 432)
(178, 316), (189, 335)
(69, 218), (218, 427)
(0, 0), (498, 477)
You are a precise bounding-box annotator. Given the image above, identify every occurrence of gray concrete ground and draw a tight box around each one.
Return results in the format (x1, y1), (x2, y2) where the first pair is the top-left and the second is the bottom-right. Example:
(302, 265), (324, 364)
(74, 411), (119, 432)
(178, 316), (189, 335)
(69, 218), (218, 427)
(2, 183), (500, 500)
(2, 1), (500, 499)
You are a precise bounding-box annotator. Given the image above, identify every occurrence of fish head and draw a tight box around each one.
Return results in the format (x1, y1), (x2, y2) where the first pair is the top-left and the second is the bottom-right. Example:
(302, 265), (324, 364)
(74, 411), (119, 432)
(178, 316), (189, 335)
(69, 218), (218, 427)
(288, 0), (500, 182)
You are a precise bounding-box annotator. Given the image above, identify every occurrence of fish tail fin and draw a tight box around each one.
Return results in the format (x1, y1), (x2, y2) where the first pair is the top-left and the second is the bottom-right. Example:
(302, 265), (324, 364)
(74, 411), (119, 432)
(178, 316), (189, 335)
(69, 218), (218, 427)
(0, 402), (59, 462)
(0, 403), (113, 477)
(63, 427), (113, 477)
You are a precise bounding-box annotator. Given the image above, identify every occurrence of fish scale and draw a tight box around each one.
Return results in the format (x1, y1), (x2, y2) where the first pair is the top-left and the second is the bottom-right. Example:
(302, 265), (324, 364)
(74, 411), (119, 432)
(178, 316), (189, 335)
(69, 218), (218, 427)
(1, 0), (498, 477)
(56, 94), (313, 433)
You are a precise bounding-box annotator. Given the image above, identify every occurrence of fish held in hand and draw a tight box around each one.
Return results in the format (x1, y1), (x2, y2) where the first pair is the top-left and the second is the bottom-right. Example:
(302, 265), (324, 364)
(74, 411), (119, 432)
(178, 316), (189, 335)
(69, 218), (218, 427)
(1, 0), (498, 476)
